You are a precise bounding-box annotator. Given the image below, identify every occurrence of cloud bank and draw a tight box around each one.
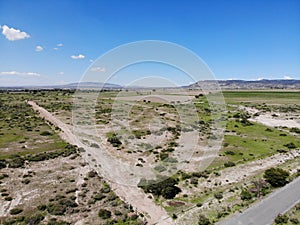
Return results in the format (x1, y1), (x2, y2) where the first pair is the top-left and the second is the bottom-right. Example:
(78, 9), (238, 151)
(0, 71), (41, 77)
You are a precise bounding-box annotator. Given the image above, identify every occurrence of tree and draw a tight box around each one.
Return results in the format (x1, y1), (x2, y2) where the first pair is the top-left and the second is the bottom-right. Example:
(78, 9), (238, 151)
(138, 176), (181, 199)
(264, 168), (290, 187)
(251, 179), (267, 198)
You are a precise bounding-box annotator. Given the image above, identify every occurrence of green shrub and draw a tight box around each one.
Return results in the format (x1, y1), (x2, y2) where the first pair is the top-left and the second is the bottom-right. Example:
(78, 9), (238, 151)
(90, 143), (100, 148)
(214, 192), (223, 200)
(264, 168), (290, 187)
(47, 203), (66, 215)
(290, 218), (299, 224)
(98, 209), (112, 219)
(0, 160), (7, 169)
(24, 213), (45, 225)
(10, 207), (23, 215)
(274, 214), (289, 224)
(240, 189), (252, 200)
(8, 157), (25, 168)
(93, 193), (106, 201)
(37, 204), (47, 211)
(107, 133), (122, 147)
(224, 161), (236, 167)
(138, 176), (181, 199)
(198, 214), (211, 225)
(40, 131), (52, 136)
(47, 218), (71, 225)
(225, 150), (235, 155)
(283, 142), (297, 149)
(4, 196), (12, 201)
(154, 165), (166, 173)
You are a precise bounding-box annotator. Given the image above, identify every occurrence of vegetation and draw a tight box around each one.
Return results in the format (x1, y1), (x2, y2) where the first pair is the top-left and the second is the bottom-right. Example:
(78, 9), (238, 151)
(264, 168), (290, 187)
(98, 208), (112, 219)
(138, 176), (181, 199)
(198, 214), (211, 225)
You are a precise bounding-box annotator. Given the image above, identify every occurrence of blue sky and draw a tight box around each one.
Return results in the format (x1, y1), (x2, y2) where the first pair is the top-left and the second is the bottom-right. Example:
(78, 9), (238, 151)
(0, 0), (299, 86)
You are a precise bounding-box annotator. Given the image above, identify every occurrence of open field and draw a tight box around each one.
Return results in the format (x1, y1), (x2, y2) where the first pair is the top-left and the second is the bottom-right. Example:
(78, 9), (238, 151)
(0, 90), (299, 225)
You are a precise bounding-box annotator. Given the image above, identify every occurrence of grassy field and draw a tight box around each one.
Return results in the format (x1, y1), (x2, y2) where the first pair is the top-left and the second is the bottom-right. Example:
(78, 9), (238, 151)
(0, 92), (69, 160)
(223, 91), (300, 104)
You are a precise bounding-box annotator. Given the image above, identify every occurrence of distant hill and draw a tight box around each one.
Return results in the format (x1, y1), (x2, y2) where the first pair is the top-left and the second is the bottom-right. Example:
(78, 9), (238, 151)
(60, 82), (122, 89)
(189, 79), (300, 90)
(0, 82), (122, 90)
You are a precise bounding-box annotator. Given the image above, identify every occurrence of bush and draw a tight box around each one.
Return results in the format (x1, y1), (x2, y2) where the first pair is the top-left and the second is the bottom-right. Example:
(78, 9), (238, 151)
(47, 203), (66, 215)
(224, 161), (236, 167)
(138, 176), (181, 199)
(154, 165), (166, 173)
(107, 133), (122, 147)
(214, 192), (223, 200)
(198, 214), (211, 225)
(225, 150), (235, 155)
(37, 204), (47, 211)
(8, 157), (25, 168)
(90, 143), (100, 148)
(24, 213), (45, 225)
(161, 186), (182, 199)
(40, 131), (52, 136)
(93, 193), (106, 201)
(4, 196), (12, 201)
(240, 189), (252, 200)
(98, 209), (112, 219)
(10, 207), (23, 215)
(47, 218), (71, 225)
(283, 142), (297, 149)
(0, 160), (7, 169)
(264, 168), (290, 187)
(290, 218), (299, 224)
(290, 127), (300, 134)
(87, 170), (97, 178)
(274, 214), (289, 224)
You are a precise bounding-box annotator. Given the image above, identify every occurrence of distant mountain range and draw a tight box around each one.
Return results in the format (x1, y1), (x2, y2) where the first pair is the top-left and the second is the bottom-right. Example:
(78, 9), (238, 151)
(1, 80), (300, 90)
(0, 82), (122, 90)
(189, 79), (300, 89)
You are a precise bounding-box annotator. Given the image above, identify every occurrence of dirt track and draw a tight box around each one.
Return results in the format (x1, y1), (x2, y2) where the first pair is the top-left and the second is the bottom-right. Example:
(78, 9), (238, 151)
(27, 101), (173, 225)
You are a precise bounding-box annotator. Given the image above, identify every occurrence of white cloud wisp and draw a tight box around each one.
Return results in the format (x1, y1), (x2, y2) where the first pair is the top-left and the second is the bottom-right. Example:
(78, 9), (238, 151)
(1, 25), (30, 41)
(71, 54), (85, 59)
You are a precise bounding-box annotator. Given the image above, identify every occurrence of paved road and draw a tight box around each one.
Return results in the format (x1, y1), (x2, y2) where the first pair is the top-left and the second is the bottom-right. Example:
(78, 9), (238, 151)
(218, 176), (300, 225)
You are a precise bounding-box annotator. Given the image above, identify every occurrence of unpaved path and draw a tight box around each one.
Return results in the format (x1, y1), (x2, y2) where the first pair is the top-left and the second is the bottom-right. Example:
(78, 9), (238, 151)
(27, 101), (172, 225)
(239, 105), (300, 129)
(201, 150), (300, 189)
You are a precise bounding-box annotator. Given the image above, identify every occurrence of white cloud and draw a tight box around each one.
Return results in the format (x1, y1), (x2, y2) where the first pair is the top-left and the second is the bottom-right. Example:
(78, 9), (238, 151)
(35, 45), (44, 52)
(53, 47), (58, 50)
(57, 43), (63, 47)
(283, 75), (293, 80)
(71, 54), (85, 59)
(1, 25), (30, 41)
(58, 72), (64, 75)
(89, 59), (94, 63)
(0, 71), (41, 77)
(90, 67), (106, 72)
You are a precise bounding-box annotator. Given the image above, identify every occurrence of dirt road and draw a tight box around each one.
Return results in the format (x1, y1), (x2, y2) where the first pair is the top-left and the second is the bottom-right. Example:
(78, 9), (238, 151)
(27, 101), (172, 225)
